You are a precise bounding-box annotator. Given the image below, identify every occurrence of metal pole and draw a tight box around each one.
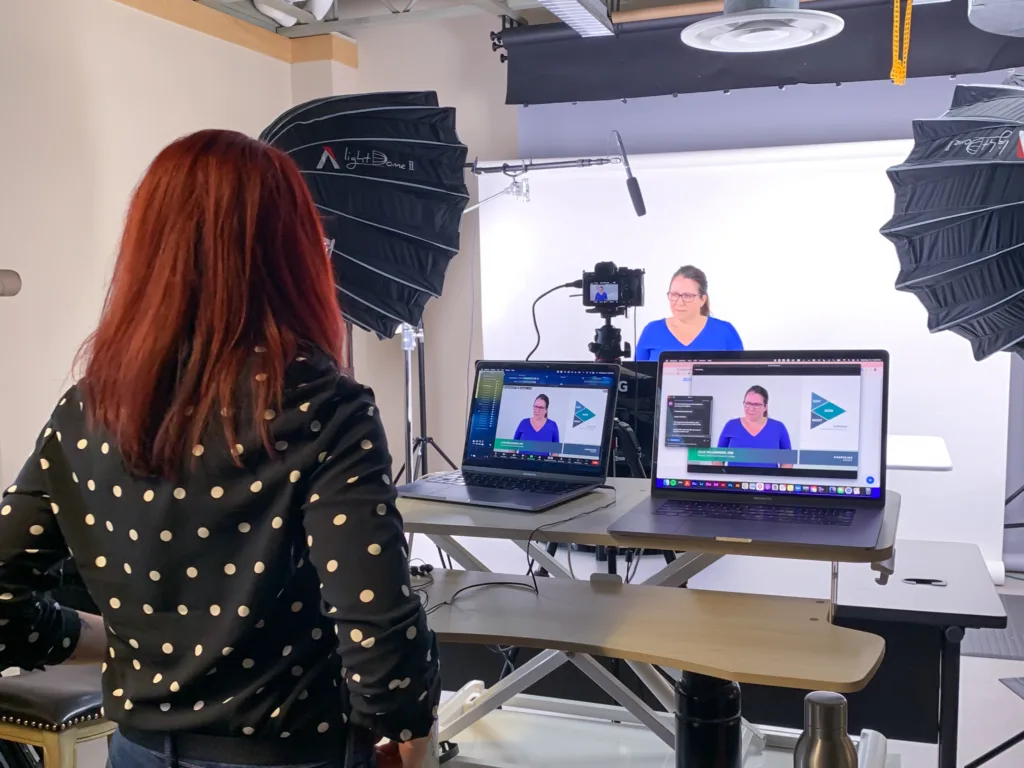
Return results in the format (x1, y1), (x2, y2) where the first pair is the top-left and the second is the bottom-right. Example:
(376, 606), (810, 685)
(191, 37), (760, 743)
(401, 324), (416, 483)
(417, 325), (429, 476)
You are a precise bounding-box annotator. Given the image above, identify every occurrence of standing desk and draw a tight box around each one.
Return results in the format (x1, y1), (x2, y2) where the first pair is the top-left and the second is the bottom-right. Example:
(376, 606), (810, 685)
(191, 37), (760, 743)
(738, 541), (1005, 768)
(399, 479), (899, 765)
(420, 569), (885, 768)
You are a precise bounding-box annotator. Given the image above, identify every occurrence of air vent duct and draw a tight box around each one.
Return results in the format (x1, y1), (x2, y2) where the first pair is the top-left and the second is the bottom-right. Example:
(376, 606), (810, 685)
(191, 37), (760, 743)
(680, 0), (844, 52)
(969, 0), (1024, 37)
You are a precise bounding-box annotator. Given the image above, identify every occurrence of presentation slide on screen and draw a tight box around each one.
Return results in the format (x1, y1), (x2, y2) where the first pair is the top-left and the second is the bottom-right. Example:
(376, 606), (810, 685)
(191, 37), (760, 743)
(657, 362), (878, 484)
(493, 385), (608, 459)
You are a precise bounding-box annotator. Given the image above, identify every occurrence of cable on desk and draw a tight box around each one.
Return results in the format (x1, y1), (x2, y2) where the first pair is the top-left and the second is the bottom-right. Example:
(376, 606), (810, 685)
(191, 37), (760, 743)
(424, 581), (539, 617)
(524, 486), (618, 590)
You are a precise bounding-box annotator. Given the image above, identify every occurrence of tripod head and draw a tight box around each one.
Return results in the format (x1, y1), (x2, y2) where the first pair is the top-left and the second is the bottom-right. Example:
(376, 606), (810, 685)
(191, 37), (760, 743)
(589, 309), (631, 363)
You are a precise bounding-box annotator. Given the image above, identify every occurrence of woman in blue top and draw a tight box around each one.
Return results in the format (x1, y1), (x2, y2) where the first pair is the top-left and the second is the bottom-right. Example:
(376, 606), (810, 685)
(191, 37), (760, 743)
(717, 385), (793, 468)
(514, 394), (560, 443)
(635, 265), (743, 360)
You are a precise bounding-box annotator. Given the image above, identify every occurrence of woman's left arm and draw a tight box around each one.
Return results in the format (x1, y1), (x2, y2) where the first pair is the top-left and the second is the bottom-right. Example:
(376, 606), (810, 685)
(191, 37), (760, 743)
(0, 415), (97, 670)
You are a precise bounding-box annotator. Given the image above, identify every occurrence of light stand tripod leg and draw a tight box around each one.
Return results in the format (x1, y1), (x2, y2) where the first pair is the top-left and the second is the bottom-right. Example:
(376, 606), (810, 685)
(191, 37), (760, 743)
(401, 324), (417, 483)
(417, 330), (430, 476)
(424, 438), (458, 470)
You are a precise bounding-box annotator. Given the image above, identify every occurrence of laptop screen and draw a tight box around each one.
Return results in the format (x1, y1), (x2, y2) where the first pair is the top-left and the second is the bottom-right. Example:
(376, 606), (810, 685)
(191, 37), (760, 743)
(462, 362), (619, 479)
(654, 352), (887, 501)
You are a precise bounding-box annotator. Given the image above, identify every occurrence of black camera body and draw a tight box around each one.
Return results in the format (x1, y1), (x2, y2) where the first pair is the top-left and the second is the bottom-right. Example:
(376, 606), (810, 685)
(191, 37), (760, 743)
(582, 262), (645, 312)
(581, 262), (645, 363)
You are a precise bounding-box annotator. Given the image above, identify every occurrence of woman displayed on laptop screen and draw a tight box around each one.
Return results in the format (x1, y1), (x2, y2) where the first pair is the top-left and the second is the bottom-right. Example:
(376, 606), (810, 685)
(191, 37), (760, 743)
(717, 386), (794, 468)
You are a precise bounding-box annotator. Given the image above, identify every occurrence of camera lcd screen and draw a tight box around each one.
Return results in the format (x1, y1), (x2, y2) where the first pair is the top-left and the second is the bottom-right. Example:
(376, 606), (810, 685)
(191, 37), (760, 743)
(590, 283), (619, 303)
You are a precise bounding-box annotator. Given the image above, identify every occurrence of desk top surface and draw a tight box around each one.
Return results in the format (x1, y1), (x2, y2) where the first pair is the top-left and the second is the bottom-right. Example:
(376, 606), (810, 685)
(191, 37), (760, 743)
(399, 478), (898, 564)
(886, 435), (953, 472)
(836, 540), (1006, 628)
(421, 569), (884, 692)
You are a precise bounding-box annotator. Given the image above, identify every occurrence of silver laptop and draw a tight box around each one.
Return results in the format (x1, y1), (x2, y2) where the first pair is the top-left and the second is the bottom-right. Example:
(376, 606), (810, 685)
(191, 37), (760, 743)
(398, 360), (620, 512)
(609, 350), (892, 549)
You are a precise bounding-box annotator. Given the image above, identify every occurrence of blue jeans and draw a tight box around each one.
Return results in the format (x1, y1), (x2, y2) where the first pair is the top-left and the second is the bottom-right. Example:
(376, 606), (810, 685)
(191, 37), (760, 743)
(107, 729), (356, 768)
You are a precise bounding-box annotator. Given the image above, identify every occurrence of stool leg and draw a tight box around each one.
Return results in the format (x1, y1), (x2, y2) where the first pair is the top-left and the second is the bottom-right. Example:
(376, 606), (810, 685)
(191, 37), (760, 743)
(39, 731), (77, 768)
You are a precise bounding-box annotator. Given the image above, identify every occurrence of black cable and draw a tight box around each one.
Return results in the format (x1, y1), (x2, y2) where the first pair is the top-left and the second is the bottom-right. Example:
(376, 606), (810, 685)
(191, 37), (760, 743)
(419, 491), (617, 657)
(633, 307), (639, 444)
(1008, 483), (1024, 508)
(525, 281), (581, 361)
(424, 581), (538, 617)
(524, 487), (618, 590)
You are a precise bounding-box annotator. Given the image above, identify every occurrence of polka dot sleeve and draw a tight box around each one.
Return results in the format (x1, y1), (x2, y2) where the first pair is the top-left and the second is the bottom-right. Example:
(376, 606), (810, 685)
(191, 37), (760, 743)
(0, 410), (84, 671)
(300, 384), (439, 744)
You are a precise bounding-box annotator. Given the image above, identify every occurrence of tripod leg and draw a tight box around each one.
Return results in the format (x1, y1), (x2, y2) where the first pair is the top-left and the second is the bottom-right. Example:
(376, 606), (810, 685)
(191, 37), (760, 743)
(426, 438), (459, 471)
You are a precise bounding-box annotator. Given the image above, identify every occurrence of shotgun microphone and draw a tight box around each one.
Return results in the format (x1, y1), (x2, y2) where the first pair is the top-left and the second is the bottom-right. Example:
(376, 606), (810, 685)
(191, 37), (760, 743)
(612, 130), (646, 217)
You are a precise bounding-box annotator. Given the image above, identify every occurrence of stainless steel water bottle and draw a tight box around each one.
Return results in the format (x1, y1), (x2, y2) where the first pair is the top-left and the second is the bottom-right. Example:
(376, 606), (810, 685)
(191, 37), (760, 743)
(793, 691), (858, 768)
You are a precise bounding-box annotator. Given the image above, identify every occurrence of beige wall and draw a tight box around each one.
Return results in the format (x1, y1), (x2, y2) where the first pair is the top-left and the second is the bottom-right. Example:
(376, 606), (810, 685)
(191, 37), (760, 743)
(0, 0), (294, 482)
(0, 2), (511, 484)
(350, 16), (517, 474)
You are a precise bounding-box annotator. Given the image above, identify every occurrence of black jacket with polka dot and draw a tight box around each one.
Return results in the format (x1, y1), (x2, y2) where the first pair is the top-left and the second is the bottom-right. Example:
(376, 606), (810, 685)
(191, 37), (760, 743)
(0, 352), (439, 752)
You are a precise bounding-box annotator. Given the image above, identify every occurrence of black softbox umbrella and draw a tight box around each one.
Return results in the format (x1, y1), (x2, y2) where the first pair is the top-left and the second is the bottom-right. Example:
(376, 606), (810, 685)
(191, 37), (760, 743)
(880, 75), (1024, 361)
(261, 92), (470, 338)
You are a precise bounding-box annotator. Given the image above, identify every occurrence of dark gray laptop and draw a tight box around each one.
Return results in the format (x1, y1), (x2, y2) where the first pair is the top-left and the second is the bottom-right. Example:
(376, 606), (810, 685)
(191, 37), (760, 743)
(609, 350), (891, 549)
(398, 361), (619, 512)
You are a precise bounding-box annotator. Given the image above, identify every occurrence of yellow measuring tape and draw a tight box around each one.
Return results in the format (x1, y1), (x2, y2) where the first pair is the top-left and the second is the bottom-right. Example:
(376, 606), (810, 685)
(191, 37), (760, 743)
(891, 0), (914, 85)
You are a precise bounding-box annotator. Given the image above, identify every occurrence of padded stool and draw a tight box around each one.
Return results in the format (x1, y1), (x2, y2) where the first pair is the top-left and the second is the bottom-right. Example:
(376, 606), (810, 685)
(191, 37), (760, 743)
(0, 665), (114, 768)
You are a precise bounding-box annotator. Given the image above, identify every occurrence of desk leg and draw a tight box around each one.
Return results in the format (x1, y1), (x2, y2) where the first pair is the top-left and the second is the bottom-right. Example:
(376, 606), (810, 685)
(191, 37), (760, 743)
(427, 534), (489, 572)
(676, 672), (742, 768)
(643, 552), (723, 588)
(938, 626), (964, 768)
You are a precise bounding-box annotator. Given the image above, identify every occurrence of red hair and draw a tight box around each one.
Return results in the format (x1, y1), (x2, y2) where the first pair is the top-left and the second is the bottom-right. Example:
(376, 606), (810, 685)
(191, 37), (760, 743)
(77, 129), (346, 478)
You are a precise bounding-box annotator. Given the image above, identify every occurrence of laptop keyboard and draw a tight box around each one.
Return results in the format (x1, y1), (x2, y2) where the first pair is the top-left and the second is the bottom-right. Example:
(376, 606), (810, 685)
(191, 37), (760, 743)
(427, 472), (590, 496)
(656, 500), (854, 527)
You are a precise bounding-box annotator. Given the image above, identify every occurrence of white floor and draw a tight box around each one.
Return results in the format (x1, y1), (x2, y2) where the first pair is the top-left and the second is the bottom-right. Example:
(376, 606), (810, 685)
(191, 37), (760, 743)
(73, 548), (1024, 767)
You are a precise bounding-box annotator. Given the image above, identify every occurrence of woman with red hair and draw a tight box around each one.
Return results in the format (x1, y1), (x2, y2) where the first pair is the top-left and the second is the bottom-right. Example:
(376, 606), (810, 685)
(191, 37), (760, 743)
(0, 130), (436, 768)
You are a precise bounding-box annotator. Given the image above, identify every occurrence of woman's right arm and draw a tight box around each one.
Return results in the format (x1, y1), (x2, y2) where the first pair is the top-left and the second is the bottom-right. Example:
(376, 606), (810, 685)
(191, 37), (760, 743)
(301, 382), (438, 755)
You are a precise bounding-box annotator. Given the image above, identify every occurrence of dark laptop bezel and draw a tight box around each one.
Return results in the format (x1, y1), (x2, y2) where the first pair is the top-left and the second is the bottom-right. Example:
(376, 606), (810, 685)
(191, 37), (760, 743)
(650, 349), (889, 507)
(460, 360), (621, 481)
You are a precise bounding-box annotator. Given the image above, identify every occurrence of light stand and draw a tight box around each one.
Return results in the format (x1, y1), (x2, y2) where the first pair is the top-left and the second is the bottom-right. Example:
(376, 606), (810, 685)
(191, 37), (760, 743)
(396, 322), (458, 485)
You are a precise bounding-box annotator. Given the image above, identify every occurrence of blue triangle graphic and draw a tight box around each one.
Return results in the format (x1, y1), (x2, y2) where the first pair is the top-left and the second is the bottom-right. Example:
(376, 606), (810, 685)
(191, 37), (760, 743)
(573, 401), (596, 428)
(810, 393), (846, 429)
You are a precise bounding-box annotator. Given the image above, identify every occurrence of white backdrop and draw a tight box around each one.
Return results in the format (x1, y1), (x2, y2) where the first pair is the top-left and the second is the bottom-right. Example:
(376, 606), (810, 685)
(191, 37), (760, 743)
(478, 140), (1010, 576)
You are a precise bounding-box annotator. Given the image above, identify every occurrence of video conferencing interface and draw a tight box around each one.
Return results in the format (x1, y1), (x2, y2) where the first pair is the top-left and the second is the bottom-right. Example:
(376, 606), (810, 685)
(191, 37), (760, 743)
(464, 366), (615, 477)
(655, 357), (885, 500)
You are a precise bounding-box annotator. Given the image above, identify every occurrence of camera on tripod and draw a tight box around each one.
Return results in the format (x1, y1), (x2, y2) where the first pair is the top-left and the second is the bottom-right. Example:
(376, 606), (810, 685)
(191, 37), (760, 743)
(582, 262), (645, 315)
(582, 262), (645, 363)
